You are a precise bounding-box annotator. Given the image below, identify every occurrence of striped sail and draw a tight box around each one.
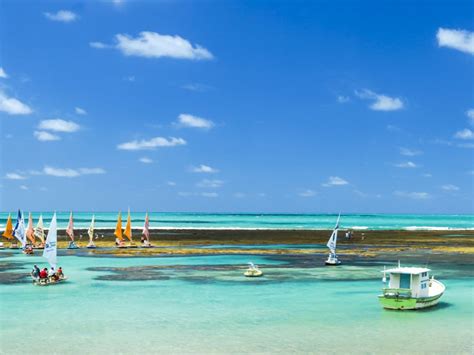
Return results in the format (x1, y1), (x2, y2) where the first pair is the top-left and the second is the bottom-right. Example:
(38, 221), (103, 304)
(66, 212), (75, 241)
(26, 212), (35, 244)
(2, 214), (14, 240)
(13, 210), (27, 248)
(34, 214), (45, 243)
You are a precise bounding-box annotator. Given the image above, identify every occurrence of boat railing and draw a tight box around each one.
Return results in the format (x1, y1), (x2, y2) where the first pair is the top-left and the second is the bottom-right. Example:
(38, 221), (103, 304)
(382, 288), (412, 298)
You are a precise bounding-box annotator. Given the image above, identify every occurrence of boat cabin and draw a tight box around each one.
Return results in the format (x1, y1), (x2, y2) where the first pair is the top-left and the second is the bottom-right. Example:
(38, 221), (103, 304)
(384, 267), (431, 298)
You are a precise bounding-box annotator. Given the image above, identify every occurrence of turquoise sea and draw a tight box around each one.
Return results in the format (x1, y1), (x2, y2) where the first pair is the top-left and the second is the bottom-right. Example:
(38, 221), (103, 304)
(0, 249), (473, 354)
(1, 212), (473, 230)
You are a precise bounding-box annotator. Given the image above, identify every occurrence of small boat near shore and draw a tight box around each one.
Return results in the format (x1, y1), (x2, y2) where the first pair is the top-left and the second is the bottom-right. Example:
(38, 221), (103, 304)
(244, 262), (263, 277)
(379, 263), (445, 310)
(325, 214), (341, 266)
(86, 215), (97, 248)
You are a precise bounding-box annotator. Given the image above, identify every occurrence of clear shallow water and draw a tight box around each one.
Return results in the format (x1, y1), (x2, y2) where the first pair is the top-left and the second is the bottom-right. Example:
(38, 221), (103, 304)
(1, 212), (473, 230)
(0, 250), (472, 354)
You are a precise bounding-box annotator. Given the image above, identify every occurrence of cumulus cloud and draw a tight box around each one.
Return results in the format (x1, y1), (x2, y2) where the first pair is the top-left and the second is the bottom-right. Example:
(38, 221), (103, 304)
(441, 184), (459, 191)
(38, 119), (80, 132)
(0, 67), (8, 78)
(117, 136), (186, 150)
(394, 161), (418, 168)
(454, 128), (474, 140)
(75, 107), (87, 115)
(436, 28), (474, 55)
(322, 176), (349, 187)
(5, 173), (27, 180)
(43, 166), (106, 178)
(355, 89), (404, 111)
(191, 164), (218, 173)
(400, 148), (422, 156)
(91, 31), (213, 60)
(34, 131), (61, 141)
(44, 10), (78, 23)
(299, 189), (317, 197)
(394, 191), (431, 200)
(0, 90), (33, 115)
(177, 113), (214, 129)
(139, 157), (153, 164)
(196, 179), (223, 188)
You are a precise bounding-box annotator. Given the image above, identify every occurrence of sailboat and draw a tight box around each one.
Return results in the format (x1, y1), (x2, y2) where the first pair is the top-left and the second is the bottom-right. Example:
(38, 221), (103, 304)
(114, 211), (126, 248)
(13, 210), (27, 250)
(86, 215), (97, 248)
(34, 212), (67, 286)
(142, 212), (152, 247)
(124, 209), (137, 248)
(34, 214), (45, 248)
(66, 212), (79, 249)
(1, 213), (14, 249)
(23, 212), (35, 254)
(325, 214), (342, 266)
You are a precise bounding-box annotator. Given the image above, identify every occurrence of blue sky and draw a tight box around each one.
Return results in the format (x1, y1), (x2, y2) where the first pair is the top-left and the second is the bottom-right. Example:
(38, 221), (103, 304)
(0, 0), (473, 213)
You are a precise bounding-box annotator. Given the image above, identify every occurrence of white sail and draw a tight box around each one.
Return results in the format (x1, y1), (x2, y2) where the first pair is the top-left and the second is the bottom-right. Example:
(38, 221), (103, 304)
(13, 210), (27, 248)
(326, 214), (340, 255)
(34, 214), (45, 243)
(88, 215), (95, 243)
(43, 213), (58, 269)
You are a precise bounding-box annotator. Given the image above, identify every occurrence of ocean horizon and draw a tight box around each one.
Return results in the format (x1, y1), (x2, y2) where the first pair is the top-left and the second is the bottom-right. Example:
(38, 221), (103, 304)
(1, 212), (473, 231)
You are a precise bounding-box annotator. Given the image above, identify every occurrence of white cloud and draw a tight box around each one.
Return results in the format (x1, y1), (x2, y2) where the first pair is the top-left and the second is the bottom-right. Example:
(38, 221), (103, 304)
(196, 179), (223, 188)
(436, 28), (474, 55)
(20, 185), (29, 190)
(441, 184), (459, 191)
(299, 189), (317, 197)
(0, 90), (32, 115)
(38, 119), (80, 132)
(394, 161), (418, 168)
(355, 89), (404, 111)
(394, 191), (431, 200)
(43, 166), (106, 178)
(201, 192), (218, 198)
(0, 67), (8, 78)
(182, 83), (211, 92)
(75, 107), (87, 115)
(44, 10), (78, 23)
(191, 164), (218, 173)
(117, 136), (186, 150)
(467, 109), (474, 125)
(90, 42), (110, 49)
(92, 31), (213, 60)
(139, 157), (153, 164)
(454, 128), (474, 140)
(400, 147), (422, 156)
(5, 173), (27, 180)
(322, 176), (349, 187)
(34, 131), (61, 141)
(337, 95), (350, 103)
(177, 113), (214, 129)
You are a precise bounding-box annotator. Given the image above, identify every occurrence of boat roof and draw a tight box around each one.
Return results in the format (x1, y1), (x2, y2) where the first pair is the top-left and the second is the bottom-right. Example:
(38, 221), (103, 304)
(384, 267), (430, 275)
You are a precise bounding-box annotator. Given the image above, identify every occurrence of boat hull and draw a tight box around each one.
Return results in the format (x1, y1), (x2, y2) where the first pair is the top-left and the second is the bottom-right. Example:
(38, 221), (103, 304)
(378, 292), (443, 310)
(325, 260), (341, 266)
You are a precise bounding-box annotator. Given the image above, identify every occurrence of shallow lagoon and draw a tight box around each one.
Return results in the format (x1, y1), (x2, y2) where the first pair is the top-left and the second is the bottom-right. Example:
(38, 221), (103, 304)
(0, 250), (472, 354)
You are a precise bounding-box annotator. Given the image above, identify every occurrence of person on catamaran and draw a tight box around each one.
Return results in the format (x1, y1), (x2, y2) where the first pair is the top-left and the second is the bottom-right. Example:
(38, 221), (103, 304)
(56, 267), (64, 279)
(31, 265), (40, 279)
(39, 268), (48, 279)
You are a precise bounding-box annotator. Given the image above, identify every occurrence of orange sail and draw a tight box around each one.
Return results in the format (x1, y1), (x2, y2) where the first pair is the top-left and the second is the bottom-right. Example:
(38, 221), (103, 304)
(26, 212), (35, 243)
(124, 210), (132, 241)
(2, 214), (13, 240)
(114, 212), (123, 241)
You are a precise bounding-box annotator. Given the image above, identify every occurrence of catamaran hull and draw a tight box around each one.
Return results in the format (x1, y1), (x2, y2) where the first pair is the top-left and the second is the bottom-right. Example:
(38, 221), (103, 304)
(325, 260), (342, 266)
(33, 277), (68, 287)
(378, 292), (444, 310)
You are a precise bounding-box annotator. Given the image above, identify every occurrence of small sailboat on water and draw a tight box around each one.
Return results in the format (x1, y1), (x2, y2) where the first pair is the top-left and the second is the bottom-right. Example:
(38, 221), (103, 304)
(244, 262), (263, 277)
(13, 210), (27, 251)
(124, 209), (137, 248)
(66, 212), (79, 249)
(141, 212), (152, 247)
(2, 214), (14, 249)
(114, 211), (126, 248)
(34, 214), (45, 249)
(86, 215), (97, 248)
(33, 213), (67, 286)
(379, 262), (445, 310)
(24, 212), (35, 254)
(325, 214), (342, 266)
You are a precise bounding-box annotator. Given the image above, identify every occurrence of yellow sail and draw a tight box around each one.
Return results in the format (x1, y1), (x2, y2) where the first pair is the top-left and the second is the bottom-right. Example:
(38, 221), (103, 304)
(2, 214), (14, 240)
(114, 212), (123, 241)
(124, 210), (132, 241)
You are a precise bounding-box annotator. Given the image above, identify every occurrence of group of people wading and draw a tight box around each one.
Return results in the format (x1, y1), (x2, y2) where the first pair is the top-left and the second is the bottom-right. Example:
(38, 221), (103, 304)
(31, 264), (65, 284)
